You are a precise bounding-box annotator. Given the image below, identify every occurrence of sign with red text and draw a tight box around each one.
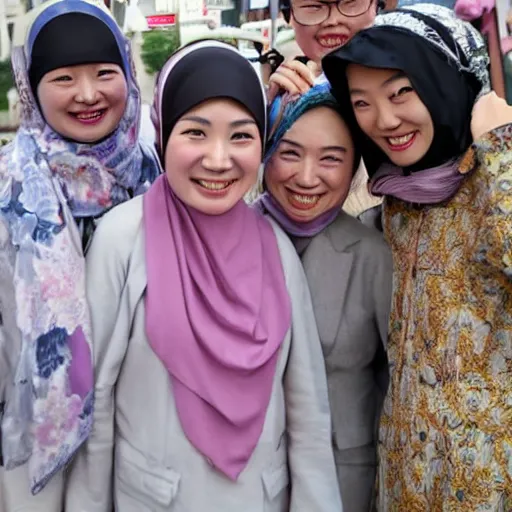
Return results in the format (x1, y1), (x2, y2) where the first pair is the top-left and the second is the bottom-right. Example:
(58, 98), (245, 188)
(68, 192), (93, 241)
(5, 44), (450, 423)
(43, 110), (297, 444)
(146, 13), (177, 27)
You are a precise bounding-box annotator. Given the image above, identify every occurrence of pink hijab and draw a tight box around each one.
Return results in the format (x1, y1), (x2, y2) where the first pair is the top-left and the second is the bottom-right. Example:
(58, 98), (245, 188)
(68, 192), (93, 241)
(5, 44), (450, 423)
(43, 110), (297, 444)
(144, 41), (291, 480)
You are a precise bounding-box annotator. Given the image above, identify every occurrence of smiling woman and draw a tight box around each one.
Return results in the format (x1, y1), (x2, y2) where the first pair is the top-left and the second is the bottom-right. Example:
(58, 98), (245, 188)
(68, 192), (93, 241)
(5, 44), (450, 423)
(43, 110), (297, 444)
(65, 39), (343, 512)
(0, 1), (160, 510)
(29, 11), (128, 143)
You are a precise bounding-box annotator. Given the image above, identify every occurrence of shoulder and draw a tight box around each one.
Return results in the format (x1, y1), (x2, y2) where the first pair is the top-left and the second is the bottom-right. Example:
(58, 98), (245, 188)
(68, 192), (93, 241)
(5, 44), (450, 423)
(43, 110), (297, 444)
(324, 211), (390, 254)
(89, 195), (144, 260)
(264, 215), (305, 284)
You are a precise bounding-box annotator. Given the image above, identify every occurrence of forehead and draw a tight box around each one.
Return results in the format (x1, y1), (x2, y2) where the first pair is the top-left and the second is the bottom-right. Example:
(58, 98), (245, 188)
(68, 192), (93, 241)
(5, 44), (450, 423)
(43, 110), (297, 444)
(346, 64), (404, 89)
(182, 98), (253, 119)
(285, 107), (353, 144)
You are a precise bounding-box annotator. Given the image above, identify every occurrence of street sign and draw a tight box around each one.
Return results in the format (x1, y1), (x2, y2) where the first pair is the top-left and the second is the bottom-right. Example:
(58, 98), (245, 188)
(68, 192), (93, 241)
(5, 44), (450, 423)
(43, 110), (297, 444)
(146, 13), (177, 27)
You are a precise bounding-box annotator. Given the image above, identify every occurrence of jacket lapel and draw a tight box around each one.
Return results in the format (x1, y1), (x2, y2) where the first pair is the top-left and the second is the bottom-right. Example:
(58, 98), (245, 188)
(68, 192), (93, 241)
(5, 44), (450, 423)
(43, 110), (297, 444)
(302, 212), (361, 351)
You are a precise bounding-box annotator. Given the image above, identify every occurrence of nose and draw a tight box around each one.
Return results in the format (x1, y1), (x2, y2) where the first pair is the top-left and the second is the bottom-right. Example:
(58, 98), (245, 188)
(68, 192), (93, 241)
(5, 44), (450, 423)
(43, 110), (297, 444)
(375, 103), (401, 132)
(202, 139), (232, 172)
(75, 76), (99, 105)
(295, 158), (320, 188)
(324, 2), (346, 26)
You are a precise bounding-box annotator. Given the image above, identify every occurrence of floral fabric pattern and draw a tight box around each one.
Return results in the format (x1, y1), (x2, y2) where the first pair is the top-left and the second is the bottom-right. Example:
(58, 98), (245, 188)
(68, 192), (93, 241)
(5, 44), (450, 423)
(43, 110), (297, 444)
(0, 0), (159, 494)
(378, 125), (512, 511)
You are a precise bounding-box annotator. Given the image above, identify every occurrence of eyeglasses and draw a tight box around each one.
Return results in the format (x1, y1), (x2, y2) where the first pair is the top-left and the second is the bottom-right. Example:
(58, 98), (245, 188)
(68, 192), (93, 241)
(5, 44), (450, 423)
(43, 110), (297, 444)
(290, 0), (375, 25)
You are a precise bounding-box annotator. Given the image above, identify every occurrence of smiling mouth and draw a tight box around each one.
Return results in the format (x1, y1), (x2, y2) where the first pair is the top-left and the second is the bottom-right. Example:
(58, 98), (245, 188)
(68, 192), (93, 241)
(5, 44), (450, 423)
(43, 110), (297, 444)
(70, 109), (107, 124)
(194, 179), (237, 191)
(386, 132), (417, 151)
(288, 191), (322, 210)
(317, 36), (348, 48)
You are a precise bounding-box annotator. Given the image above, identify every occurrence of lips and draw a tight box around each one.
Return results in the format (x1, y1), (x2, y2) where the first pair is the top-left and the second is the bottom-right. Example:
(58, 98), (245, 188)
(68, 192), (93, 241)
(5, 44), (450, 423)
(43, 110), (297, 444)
(196, 179), (235, 191)
(70, 108), (107, 124)
(287, 191), (322, 211)
(386, 132), (417, 152)
(317, 35), (348, 48)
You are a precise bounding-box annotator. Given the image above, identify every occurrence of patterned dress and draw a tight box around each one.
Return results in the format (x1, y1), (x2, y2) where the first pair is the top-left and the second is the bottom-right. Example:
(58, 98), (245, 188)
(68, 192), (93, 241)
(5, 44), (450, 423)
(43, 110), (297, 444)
(378, 125), (512, 511)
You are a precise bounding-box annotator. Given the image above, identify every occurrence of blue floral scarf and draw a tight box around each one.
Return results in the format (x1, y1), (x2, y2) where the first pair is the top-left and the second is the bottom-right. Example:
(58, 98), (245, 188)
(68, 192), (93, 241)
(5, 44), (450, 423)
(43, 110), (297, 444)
(0, 0), (159, 494)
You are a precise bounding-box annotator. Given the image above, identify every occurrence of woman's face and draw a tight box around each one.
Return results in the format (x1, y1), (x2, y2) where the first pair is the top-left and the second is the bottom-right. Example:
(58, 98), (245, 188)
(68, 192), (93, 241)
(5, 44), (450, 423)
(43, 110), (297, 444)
(164, 98), (262, 216)
(265, 106), (355, 223)
(346, 64), (434, 167)
(291, 0), (377, 64)
(37, 62), (127, 143)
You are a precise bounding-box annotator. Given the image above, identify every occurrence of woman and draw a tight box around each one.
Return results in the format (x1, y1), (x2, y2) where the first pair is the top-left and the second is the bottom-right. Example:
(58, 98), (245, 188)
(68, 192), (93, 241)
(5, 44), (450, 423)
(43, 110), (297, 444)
(258, 81), (392, 511)
(0, 0), (159, 509)
(323, 4), (512, 510)
(65, 40), (342, 512)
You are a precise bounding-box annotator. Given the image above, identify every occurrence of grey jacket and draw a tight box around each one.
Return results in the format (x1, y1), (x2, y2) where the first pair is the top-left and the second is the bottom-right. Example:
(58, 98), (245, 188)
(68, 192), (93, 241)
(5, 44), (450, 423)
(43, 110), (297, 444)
(65, 196), (342, 512)
(297, 211), (392, 458)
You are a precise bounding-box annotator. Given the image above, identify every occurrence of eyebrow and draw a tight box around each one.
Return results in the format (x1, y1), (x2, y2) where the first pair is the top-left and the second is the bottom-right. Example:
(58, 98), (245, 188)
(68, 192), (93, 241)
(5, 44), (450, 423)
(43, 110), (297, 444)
(281, 138), (346, 152)
(349, 71), (407, 95)
(180, 116), (257, 127)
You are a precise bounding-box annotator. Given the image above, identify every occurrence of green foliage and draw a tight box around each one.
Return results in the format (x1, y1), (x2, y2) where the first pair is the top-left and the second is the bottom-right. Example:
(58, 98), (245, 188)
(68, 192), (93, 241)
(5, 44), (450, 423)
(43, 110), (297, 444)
(0, 59), (13, 111)
(141, 29), (181, 75)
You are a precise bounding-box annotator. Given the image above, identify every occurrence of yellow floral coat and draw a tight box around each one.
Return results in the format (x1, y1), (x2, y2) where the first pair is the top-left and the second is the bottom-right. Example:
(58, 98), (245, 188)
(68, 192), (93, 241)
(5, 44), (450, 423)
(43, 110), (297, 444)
(378, 125), (512, 512)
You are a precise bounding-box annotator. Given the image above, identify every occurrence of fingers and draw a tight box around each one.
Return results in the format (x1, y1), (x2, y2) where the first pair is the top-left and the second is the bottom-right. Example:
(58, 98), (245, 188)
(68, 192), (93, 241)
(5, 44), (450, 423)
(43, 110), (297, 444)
(283, 59), (315, 85)
(306, 60), (321, 77)
(268, 71), (307, 97)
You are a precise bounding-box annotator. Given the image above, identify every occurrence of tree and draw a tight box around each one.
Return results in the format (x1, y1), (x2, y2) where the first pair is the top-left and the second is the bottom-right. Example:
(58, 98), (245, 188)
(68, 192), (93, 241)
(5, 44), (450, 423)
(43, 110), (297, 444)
(141, 28), (180, 75)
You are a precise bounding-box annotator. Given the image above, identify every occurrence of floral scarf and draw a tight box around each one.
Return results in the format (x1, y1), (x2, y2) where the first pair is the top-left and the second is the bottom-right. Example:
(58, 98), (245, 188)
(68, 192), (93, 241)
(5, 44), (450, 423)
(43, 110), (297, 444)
(0, 0), (159, 494)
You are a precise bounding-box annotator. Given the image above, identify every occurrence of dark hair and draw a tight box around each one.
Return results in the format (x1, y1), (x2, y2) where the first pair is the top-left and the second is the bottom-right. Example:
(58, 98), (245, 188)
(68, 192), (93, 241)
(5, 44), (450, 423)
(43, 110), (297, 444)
(280, 0), (386, 23)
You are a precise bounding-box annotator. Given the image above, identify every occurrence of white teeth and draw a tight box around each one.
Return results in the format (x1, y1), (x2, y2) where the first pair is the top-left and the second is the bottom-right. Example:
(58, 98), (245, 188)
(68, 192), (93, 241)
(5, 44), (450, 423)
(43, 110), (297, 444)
(76, 111), (103, 120)
(197, 180), (233, 190)
(320, 37), (344, 47)
(291, 193), (319, 205)
(388, 133), (414, 146)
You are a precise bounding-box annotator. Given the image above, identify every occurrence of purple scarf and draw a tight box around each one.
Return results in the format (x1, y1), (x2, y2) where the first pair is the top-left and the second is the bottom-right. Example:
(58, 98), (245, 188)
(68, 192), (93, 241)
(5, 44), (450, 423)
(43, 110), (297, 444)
(143, 175), (291, 480)
(256, 192), (340, 237)
(370, 159), (466, 204)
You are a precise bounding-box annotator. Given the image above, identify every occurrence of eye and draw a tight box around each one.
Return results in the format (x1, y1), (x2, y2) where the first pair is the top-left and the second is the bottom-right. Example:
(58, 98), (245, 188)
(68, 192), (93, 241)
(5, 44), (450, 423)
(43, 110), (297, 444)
(52, 75), (72, 82)
(300, 3), (324, 11)
(391, 86), (413, 100)
(98, 68), (118, 78)
(280, 149), (300, 159)
(182, 128), (205, 138)
(352, 99), (369, 109)
(232, 132), (254, 141)
(322, 155), (343, 163)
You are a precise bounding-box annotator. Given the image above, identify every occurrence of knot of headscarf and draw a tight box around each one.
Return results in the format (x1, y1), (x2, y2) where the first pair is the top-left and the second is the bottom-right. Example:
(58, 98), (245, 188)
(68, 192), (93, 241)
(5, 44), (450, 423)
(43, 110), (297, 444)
(370, 158), (467, 204)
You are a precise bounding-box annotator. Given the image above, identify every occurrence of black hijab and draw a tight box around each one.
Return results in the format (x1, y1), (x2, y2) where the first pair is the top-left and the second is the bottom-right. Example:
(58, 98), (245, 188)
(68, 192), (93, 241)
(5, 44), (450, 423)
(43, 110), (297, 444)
(322, 6), (489, 177)
(156, 41), (267, 157)
(29, 12), (124, 96)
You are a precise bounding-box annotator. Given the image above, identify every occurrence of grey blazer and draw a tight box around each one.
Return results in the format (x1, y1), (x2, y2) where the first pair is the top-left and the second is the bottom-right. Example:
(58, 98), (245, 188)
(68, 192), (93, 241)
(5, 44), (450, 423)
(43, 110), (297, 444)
(298, 211), (392, 457)
(65, 197), (342, 512)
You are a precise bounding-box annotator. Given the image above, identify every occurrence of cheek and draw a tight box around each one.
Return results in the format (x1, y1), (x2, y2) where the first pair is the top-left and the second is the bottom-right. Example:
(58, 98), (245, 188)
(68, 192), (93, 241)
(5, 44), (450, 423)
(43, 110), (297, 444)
(354, 111), (374, 137)
(265, 159), (294, 191)
(164, 143), (199, 184)
(348, 11), (375, 34)
(38, 87), (63, 118)
(107, 80), (128, 111)
(292, 24), (322, 58)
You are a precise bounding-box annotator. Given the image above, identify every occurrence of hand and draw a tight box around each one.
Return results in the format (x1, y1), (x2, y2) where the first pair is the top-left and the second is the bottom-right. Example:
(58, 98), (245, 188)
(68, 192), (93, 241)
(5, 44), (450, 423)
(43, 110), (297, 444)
(471, 91), (512, 140)
(267, 58), (320, 102)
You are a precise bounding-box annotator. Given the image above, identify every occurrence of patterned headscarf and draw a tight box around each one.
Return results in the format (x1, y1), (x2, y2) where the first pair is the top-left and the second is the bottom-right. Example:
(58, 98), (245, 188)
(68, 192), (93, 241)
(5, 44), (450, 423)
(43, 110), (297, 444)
(264, 79), (361, 171)
(323, 4), (490, 176)
(373, 4), (490, 95)
(0, 0), (159, 494)
(257, 81), (361, 237)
